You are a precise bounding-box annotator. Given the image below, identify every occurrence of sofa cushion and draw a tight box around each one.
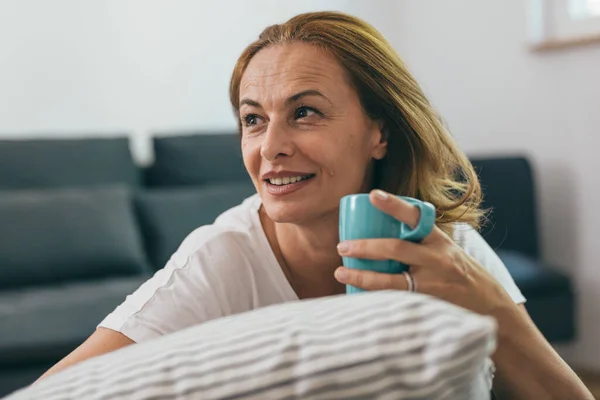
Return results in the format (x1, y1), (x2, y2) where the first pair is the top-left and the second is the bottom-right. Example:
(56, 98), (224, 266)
(146, 133), (249, 186)
(0, 366), (54, 398)
(0, 276), (149, 367)
(0, 366), (53, 398)
(497, 250), (575, 342)
(135, 182), (256, 269)
(0, 186), (150, 289)
(0, 138), (139, 189)
(497, 250), (571, 296)
(6, 291), (498, 400)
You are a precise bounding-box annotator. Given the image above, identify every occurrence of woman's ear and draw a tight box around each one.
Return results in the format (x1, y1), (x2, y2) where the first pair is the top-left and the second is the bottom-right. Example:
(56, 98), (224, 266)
(371, 121), (388, 160)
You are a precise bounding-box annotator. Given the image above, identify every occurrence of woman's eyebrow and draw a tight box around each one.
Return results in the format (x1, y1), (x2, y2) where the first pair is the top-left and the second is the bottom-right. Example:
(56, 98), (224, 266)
(239, 98), (261, 108)
(286, 89), (333, 106)
(239, 89), (333, 109)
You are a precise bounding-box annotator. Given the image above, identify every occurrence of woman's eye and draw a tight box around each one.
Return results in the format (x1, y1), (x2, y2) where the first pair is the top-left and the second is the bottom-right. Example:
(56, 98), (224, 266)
(294, 106), (318, 120)
(242, 114), (259, 127)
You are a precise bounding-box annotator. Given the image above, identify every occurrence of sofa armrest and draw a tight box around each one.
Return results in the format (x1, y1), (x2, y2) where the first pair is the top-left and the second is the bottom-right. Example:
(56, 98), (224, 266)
(496, 250), (575, 342)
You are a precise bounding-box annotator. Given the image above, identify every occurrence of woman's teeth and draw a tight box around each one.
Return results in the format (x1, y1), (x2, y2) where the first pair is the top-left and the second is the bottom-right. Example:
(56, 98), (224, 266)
(268, 175), (311, 186)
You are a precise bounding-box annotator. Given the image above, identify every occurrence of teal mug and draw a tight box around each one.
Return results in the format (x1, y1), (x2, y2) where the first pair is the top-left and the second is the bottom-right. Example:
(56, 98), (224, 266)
(339, 193), (436, 294)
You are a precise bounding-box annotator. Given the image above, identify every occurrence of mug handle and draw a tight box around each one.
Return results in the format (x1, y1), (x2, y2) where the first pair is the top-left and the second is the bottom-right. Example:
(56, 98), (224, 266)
(399, 198), (436, 242)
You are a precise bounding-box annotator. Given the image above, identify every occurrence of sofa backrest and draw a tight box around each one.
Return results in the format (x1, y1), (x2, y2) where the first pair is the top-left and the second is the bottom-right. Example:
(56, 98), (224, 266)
(0, 137), (140, 189)
(470, 156), (540, 259)
(145, 133), (250, 187)
(0, 137), (149, 288)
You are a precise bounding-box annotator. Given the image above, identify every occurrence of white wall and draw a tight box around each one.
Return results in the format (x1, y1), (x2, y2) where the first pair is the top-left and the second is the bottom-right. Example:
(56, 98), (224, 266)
(390, 0), (600, 370)
(0, 0), (393, 164)
(1, 0), (599, 369)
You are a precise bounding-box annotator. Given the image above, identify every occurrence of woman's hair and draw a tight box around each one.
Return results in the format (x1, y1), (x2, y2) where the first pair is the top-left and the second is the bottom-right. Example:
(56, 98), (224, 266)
(229, 11), (485, 234)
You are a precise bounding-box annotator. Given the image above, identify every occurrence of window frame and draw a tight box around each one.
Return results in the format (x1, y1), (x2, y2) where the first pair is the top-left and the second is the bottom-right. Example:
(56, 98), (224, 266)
(528, 0), (600, 51)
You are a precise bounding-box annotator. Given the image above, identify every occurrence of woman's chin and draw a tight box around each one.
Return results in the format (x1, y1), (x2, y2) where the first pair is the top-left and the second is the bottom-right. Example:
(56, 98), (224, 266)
(261, 199), (337, 225)
(263, 205), (310, 224)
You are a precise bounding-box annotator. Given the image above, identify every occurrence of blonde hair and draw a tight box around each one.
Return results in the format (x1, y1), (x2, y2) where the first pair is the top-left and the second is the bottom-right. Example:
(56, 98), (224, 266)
(229, 11), (484, 234)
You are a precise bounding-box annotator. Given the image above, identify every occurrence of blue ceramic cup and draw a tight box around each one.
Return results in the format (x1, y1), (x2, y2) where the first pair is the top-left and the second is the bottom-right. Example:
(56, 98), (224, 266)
(339, 193), (436, 294)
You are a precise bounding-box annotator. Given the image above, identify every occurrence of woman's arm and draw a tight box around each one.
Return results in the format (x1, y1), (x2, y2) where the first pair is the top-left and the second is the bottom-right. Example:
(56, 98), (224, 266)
(35, 327), (135, 383)
(491, 304), (592, 399)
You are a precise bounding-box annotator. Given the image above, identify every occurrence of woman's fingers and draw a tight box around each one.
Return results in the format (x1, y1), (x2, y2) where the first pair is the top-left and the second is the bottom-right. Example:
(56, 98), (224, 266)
(337, 238), (439, 267)
(369, 189), (419, 227)
(368, 189), (442, 244)
(334, 267), (409, 291)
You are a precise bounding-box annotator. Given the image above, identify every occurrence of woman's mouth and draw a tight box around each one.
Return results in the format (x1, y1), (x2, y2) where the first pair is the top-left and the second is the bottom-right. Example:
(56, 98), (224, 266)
(264, 174), (316, 196)
(266, 174), (315, 186)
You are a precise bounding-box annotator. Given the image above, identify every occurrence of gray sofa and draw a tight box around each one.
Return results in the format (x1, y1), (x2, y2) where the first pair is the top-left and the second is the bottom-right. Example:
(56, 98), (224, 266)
(0, 133), (575, 396)
(0, 134), (255, 395)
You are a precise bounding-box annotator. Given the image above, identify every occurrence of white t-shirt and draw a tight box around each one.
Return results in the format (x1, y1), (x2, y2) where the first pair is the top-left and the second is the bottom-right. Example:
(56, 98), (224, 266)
(99, 194), (526, 343)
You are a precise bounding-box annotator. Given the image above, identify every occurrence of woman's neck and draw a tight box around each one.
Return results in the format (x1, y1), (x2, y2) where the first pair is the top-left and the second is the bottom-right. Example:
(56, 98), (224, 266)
(259, 207), (345, 299)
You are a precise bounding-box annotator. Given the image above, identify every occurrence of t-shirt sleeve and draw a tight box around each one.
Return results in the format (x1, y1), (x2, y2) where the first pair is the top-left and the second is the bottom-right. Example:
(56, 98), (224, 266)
(98, 227), (252, 343)
(454, 224), (526, 305)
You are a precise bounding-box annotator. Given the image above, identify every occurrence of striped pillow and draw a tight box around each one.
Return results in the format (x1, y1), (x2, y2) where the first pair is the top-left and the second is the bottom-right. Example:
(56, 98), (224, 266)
(6, 291), (497, 400)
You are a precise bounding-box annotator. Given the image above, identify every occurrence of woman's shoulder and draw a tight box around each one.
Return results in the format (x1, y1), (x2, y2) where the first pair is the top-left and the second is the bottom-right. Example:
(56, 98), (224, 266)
(96, 194), (279, 342)
(171, 193), (263, 268)
(451, 222), (503, 275)
(451, 222), (499, 262)
(452, 222), (483, 248)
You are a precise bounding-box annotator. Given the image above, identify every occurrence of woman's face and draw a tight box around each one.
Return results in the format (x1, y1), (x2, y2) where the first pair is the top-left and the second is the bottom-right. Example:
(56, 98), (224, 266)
(239, 42), (387, 224)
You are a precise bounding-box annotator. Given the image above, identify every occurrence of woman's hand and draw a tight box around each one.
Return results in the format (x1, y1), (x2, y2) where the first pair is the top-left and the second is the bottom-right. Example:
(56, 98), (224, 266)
(335, 190), (594, 399)
(334, 189), (515, 316)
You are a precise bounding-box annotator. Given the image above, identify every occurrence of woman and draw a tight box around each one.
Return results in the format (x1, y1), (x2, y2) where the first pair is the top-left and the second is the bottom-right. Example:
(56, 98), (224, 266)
(39, 11), (592, 399)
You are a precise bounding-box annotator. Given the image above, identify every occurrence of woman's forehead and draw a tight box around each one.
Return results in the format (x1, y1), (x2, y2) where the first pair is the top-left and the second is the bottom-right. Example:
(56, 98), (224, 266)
(239, 43), (352, 105)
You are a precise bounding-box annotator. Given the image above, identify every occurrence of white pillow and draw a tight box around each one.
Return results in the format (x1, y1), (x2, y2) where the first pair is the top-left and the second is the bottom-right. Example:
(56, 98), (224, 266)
(5, 291), (497, 400)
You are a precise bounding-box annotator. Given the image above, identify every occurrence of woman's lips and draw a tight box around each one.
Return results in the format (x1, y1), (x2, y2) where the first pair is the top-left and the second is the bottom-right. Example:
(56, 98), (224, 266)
(264, 175), (315, 196)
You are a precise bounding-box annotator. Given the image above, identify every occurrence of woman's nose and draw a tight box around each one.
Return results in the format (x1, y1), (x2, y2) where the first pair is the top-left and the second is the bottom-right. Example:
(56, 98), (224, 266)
(260, 123), (296, 161)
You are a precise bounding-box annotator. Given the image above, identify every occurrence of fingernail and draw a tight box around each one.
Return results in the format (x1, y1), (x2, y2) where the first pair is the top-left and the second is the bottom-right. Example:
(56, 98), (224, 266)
(335, 267), (349, 282)
(337, 242), (351, 254)
(373, 189), (389, 200)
